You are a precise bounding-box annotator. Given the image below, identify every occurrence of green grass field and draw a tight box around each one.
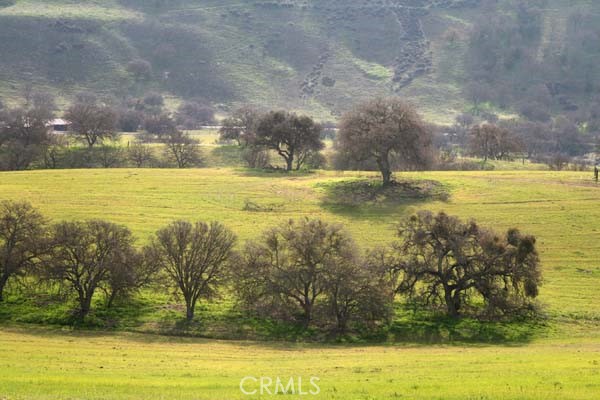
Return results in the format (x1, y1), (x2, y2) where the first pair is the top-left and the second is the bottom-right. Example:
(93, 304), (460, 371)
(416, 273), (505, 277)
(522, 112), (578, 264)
(1, 326), (599, 400)
(1, 167), (600, 398)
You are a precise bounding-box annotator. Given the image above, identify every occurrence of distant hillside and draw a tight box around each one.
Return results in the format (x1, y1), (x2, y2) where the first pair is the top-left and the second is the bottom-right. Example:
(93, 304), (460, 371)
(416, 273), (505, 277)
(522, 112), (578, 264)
(0, 0), (599, 124)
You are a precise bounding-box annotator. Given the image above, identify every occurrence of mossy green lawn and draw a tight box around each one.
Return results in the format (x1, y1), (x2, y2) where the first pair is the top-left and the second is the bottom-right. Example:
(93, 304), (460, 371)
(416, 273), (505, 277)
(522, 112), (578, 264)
(0, 168), (599, 398)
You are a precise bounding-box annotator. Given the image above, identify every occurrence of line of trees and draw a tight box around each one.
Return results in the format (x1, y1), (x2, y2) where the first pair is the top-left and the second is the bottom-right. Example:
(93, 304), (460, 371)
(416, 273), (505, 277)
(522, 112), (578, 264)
(0, 200), (542, 333)
(440, 110), (598, 170)
(0, 92), (211, 170)
(3, 91), (596, 176)
(218, 98), (435, 183)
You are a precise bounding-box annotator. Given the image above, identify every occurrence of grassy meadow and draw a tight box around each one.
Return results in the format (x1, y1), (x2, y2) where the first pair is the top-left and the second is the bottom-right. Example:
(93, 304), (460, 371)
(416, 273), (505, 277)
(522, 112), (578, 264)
(1, 168), (600, 323)
(1, 167), (600, 398)
(1, 326), (599, 400)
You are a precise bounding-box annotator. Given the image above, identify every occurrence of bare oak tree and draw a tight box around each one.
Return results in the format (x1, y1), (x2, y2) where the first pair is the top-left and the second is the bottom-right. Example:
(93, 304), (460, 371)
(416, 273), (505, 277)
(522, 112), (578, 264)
(66, 99), (118, 148)
(163, 131), (202, 168)
(0, 201), (47, 301)
(128, 140), (154, 167)
(103, 247), (159, 308)
(337, 98), (432, 186)
(324, 255), (391, 334)
(388, 211), (541, 318)
(46, 220), (136, 320)
(147, 221), (236, 321)
(237, 218), (357, 328)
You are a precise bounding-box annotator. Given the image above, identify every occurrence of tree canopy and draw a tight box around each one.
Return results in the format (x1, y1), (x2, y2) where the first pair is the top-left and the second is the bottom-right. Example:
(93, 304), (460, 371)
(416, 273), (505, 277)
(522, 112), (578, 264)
(255, 111), (324, 171)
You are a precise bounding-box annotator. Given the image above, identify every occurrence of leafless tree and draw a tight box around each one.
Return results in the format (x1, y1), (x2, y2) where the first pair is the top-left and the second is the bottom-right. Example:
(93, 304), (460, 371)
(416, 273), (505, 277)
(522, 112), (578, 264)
(163, 131), (202, 168)
(45, 220), (136, 320)
(0, 201), (48, 301)
(324, 255), (391, 334)
(128, 140), (154, 167)
(337, 98), (433, 186)
(65, 99), (118, 148)
(236, 218), (357, 329)
(146, 221), (236, 321)
(103, 247), (159, 308)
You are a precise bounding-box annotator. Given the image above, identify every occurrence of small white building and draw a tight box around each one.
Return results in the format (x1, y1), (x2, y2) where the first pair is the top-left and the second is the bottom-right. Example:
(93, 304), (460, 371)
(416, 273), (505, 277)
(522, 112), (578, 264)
(47, 118), (71, 132)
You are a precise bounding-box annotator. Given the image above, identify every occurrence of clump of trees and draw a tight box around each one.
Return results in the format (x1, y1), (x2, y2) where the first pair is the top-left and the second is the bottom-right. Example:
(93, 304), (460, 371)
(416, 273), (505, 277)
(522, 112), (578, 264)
(0, 105), (52, 171)
(468, 123), (522, 162)
(0, 200), (543, 335)
(219, 107), (324, 171)
(4, 88), (595, 175)
(175, 99), (215, 130)
(236, 218), (390, 332)
(0, 91), (211, 170)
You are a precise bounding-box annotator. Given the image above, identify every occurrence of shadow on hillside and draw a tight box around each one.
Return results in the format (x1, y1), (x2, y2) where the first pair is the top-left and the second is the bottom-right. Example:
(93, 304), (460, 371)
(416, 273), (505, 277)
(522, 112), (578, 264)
(317, 179), (450, 219)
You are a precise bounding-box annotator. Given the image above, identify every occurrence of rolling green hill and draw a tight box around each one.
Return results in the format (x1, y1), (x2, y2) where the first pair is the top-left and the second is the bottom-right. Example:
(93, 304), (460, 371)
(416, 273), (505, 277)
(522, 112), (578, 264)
(1, 168), (600, 398)
(1, 168), (600, 333)
(1, 0), (599, 123)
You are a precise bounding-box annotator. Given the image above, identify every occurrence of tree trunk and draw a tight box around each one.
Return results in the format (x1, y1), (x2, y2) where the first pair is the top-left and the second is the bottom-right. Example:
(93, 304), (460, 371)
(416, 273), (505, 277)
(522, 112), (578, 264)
(285, 156), (294, 172)
(444, 286), (460, 317)
(377, 156), (392, 187)
(336, 313), (348, 335)
(107, 289), (118, 308)
(0, 273), (10, 302)
(185, 298), (195, 321)
(302, 301), (312, 329)
(78, 293), (93, 321)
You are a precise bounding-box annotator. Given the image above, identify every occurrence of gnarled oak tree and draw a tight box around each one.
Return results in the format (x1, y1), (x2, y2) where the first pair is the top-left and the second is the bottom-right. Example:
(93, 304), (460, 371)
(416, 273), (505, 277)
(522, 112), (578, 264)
(388, 211), (541, 318)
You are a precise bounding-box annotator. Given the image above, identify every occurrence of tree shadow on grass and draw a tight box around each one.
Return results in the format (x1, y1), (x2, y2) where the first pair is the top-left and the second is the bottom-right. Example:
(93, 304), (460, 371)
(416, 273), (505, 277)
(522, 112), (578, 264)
(1, 311), (547, 349)
(385, 307), (548, 346)
(317, 178), (450, 220)
(0, 292), (546, 348)
(234, 167), (317, 179)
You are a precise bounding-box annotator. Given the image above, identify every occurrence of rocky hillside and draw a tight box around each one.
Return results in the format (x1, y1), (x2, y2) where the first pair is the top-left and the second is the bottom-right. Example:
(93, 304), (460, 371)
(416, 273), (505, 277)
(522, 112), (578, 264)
(0, 0), (598, 123)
